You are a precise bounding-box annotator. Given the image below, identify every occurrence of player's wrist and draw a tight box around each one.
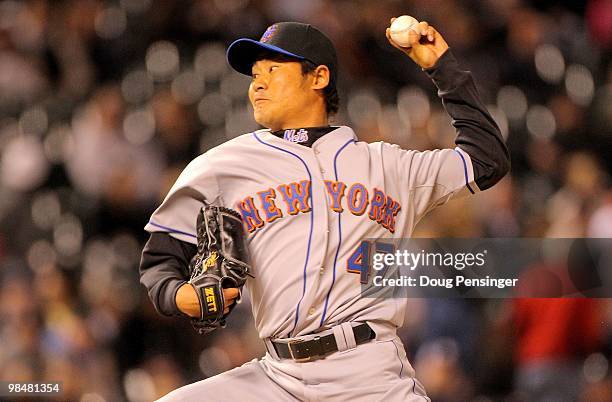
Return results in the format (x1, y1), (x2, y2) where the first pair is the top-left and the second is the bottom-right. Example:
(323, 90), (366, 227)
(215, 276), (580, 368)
(423, 49), (469, 92)
(422, 47), (453, 72)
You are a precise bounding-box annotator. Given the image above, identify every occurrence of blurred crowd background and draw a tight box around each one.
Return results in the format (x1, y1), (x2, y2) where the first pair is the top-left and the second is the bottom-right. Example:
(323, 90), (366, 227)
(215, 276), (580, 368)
(0, 0), (610, 401)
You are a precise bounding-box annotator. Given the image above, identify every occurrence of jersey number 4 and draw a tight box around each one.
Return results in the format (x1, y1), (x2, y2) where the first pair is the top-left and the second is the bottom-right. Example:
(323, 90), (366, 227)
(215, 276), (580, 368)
(347, 241), (395, 284)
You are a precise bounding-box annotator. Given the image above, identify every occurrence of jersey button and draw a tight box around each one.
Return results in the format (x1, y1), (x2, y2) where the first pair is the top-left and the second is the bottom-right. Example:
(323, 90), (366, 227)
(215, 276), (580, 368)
(308, 307), (316, 315)
(320, 168), (325, 174)
(319, 267), (325, 274)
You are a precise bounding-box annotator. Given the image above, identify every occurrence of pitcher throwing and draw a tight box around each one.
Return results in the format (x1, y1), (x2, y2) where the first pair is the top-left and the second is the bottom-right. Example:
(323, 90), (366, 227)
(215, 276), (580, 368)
(140, 17), (509, 401)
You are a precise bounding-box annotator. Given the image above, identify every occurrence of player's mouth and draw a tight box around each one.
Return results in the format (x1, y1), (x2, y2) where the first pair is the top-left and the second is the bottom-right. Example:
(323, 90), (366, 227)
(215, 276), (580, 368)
(254, 98), (269, 106)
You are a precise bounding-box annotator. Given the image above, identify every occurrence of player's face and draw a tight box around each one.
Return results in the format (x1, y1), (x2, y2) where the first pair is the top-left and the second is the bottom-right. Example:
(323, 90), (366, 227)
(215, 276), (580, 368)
(248, 59), (321, 131)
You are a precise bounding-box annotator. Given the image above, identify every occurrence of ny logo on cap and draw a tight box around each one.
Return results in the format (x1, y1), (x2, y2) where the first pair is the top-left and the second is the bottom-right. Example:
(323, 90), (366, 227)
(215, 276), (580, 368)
(260, 24), (278, 43)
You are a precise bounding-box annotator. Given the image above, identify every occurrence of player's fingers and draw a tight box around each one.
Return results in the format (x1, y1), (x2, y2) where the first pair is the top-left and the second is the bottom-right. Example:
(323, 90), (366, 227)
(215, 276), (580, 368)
(426, 26), (435, 42)
(223, 287), (240, 300)
(385, 28), (396, 44)
(390, 17), (396, 24)
(224, 307), (230, 314)
(417, 21), (429, 36)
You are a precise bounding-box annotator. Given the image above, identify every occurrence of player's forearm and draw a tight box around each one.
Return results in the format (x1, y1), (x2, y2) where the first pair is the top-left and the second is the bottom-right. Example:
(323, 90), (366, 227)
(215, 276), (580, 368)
(425, 50), (510, 190)
(139, 232), (196, 316)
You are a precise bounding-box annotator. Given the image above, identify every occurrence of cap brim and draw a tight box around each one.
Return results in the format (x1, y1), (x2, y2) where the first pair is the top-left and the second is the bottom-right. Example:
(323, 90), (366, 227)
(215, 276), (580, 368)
(226, 38), (305, 76)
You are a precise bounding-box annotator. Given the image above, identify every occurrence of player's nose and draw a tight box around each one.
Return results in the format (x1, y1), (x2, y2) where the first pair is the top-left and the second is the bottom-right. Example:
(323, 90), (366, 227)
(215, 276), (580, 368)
(251, 75), (268, 92)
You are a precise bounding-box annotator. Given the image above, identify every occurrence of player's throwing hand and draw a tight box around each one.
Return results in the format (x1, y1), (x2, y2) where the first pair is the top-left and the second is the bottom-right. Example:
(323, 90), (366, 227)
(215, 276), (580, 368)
(386, 17), (449, 69)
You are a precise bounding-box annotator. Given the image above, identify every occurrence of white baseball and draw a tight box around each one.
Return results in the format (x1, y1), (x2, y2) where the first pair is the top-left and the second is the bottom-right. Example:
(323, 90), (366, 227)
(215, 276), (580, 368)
(390, 15), (419, 48)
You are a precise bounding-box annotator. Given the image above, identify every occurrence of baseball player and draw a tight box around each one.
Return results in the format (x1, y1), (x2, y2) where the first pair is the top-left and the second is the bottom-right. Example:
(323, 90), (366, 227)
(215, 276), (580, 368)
(140, 18), (509, 401)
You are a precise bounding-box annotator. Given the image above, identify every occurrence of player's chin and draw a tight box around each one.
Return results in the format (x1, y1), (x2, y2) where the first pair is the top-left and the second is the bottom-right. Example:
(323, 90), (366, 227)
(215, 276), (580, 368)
(253, 111), (273, 129)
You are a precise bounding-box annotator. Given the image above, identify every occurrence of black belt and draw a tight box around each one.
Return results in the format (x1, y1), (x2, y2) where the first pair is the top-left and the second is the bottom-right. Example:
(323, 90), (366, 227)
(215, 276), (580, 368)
(271, 323), (375, 362)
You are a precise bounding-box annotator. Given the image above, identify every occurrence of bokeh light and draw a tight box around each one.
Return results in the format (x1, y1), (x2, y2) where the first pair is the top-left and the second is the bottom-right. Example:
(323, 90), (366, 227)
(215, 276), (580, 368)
(146, 41), (180, 82)
(95, 6), (127, 40)
(496, 86), (528, 122)
(526, 104), (557, 139)
(534, 44), (565, 84)
(53, 213), (84, 258)
(1, 134), (49, 192)
(31, 190), (61, 230)
(123, 107), (156, 145)
(19, 106), (48, 136)
(194, 43), (228, 82)
(123, 369), (156, 402)
(347, 88), (382, 128)
(220, 72), (251, 100)
(198, 92), (231, 127)
(583, 353), (609, 383)
(397, 86), (431, 128)
(26, 240), (57, 272)
(171, 70), (205, 105)
(565, 64), (595, 106)
(43, 124), (73, 164)
(121, 70), (155, 104)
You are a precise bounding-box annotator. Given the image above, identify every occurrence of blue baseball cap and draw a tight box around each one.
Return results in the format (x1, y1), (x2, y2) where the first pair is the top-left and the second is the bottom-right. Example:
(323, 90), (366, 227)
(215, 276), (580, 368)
(226, 22), (337, 86)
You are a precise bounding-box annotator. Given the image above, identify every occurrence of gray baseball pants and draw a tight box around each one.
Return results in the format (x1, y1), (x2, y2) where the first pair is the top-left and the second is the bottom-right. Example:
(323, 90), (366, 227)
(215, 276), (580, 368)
(158, 323), (430, 402)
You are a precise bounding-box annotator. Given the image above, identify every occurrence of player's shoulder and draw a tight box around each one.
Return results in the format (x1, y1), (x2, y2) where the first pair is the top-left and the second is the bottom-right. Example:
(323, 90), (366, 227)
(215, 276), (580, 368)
(364, 140), (446, 155)
(359, 140), (439, 165)
(367, 141), (464, 168)
(359, 139), (405, 154)
(340, 136), (403, 157)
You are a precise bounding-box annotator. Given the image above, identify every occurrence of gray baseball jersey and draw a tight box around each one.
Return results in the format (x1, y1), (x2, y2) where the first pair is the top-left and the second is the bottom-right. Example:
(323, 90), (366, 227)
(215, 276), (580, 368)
(145, 126), (477, 339)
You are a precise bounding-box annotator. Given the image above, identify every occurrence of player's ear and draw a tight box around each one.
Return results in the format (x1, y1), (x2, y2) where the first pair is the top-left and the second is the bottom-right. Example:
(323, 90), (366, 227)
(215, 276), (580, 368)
(311, 65), (330, 90)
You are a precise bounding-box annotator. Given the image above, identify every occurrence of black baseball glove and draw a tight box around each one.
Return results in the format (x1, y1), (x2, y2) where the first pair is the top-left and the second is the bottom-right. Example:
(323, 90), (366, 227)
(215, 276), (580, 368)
(188, 205), (251, 334)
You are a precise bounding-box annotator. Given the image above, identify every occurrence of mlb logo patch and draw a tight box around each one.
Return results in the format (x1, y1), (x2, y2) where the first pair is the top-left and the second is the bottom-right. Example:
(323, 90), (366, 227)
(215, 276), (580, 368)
(260, 24), (278, 43)
(283, 129), (309, 143)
